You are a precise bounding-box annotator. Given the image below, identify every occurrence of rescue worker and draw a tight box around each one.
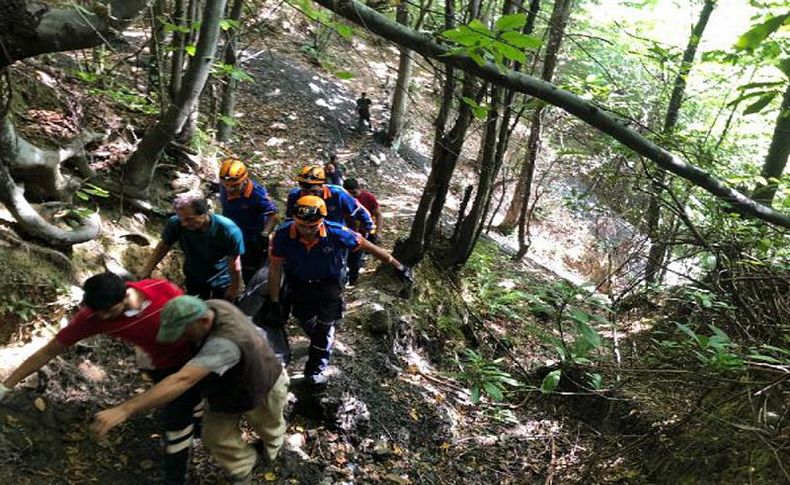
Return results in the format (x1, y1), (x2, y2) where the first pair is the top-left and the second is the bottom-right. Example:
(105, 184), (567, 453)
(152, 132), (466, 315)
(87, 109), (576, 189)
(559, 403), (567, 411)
(356, 92), (372, 131)
(266, 196), (411, 387)
(140, 194), (245, 301)
(285, 165), (373, 235)
(343, 178), (384, 286)
(218, 159), (279, 284)
(0, 273), (200, 485)
(324, 154), (343, 186)
(92, 295), (289, 485)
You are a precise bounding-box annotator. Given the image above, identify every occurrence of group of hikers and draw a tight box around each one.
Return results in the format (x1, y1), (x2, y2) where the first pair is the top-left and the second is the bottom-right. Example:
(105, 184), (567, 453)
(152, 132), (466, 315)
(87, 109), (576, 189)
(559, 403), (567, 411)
(0, 157), (411, 484)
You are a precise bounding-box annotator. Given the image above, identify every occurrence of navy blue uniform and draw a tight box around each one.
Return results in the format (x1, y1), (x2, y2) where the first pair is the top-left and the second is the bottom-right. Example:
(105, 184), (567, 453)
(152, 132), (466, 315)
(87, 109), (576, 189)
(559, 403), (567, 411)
(285, 185), (373, 233)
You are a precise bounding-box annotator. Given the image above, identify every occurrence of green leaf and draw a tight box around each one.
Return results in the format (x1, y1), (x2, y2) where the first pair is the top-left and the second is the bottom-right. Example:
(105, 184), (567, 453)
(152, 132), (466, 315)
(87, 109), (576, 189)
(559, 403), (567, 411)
(217, 114), (238, 127)
(540, 370), (562, 394)
(470, 386), (481, 403)
(587, 373), (603, 389)
(676, 322), (698, 341)
(495, 13), (527, 32)
(334, 71), (354, 80)
(75, 191), (89, 201)
(743, 91), (778, 114)
(778, 58), (790, 79)
(734, 13), (790, 51)
(577, 320), (601, 349)
(748, 354), (782, 364)
(737, 81), (785, 91)
(184, 44), (197, 56)
(468, 19), (491, 36)
(483, 382), (504, 401)
(493, 41), (526, 64)
(219, 19), (241, 31)
(335, 23), (353, 39)
(500, 30), (541, 49)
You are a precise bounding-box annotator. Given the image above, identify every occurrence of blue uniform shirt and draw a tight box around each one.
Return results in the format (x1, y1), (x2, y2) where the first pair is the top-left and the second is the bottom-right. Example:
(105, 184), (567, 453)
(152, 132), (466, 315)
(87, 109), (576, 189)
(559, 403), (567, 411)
(270, 220), (361, 282)
(286, 185), (373, 232)
(220, 180), (278, 241)
(162, 214), (245, 288)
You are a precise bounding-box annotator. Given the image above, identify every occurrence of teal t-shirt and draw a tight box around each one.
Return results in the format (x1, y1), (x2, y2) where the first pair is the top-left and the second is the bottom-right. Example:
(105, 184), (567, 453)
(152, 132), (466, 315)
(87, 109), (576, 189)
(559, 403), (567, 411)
(162, 214), (245, 288)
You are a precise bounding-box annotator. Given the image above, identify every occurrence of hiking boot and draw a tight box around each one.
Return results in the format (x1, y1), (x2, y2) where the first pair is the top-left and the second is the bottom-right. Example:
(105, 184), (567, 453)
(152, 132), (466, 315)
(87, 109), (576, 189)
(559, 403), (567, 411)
(306, 373), (329, 389)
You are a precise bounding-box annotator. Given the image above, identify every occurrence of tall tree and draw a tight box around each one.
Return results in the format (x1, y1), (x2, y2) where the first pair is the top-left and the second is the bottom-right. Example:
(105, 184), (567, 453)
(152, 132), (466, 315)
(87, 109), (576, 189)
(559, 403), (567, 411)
(643, 0), (717, 284)
(752, 83), (790, 205)
(385, 1), (416, 149)
(125, 0), (227, 198)
(500, 0), (573, 259)
(216, 0), (246, 142)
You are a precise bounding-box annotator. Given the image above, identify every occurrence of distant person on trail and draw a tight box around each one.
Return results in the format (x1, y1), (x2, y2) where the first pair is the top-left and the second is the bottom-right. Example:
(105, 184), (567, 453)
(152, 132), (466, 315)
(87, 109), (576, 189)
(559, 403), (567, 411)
(356, 92), (372, 131)
(324, 155), (344, 186)
(266, 196), (412, 387)
(92, 295), (289, 485)
(285, 164), (373, 234)
(343, 178), (384, 286)
(139, 194), (245, 301)
(0, 273), (201, 485)
(218, 158), (279, 284)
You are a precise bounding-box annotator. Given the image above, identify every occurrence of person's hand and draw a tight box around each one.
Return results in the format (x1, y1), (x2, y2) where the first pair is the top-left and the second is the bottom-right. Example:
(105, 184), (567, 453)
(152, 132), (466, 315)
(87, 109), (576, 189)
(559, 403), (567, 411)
(396, 265), (414, 284)
(0, 383), (11, 402)
(367, 233), (380, 245)
(263, 300), (287, 326)
(91, 406), (130, 440)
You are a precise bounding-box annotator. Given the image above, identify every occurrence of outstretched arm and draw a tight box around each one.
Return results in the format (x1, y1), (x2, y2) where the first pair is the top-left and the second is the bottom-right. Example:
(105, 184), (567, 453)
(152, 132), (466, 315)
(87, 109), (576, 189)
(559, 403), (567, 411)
(138, 241), (171, 279)
(358, 238), (405, 271)
(91, 365), (210, 439)
(2, 338), (67, 392)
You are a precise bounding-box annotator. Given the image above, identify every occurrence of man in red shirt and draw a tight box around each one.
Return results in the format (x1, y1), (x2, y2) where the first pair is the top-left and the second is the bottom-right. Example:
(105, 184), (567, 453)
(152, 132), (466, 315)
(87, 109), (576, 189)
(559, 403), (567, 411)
(0, 273), (199, 485)
(343, 178), (384, 285)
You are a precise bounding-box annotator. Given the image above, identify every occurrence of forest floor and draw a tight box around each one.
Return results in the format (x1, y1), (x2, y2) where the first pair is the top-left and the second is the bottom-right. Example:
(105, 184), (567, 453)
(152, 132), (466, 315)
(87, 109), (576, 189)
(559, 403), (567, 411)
(0, 9), (786, 485)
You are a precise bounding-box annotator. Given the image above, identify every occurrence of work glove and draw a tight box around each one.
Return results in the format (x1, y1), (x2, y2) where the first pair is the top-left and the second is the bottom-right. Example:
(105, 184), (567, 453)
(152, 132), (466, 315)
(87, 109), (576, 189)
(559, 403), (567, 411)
(395, 265), (414, 284)
(263, 300), (288, 327)
(366, 233), (380, 245)
(0, 383), (10, 402)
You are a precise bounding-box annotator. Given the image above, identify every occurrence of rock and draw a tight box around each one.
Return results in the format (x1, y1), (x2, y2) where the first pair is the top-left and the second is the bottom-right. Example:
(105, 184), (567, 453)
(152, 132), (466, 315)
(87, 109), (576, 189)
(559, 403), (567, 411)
(271, 122), (288, 130)
(367, 303), (391, 335)
(373, 442), (392, 457)
(33, 397), (46, 412)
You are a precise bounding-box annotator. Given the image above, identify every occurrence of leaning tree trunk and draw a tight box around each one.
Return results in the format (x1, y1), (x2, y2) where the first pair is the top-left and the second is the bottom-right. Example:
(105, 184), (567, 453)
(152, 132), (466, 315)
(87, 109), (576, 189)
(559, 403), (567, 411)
(216, 0), (245, 142)
(752, 83), (790, 205)
(125, 0), (227, 197)
(644, 0), (716, 284)
(177, 0), (205, 144)
(444, 83), (503, 266)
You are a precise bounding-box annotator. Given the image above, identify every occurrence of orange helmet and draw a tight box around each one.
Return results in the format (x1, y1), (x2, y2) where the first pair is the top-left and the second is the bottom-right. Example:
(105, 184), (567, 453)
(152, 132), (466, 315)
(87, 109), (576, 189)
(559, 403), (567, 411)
(295, 165), (326, 185)
(294, 195), (327, 224)
(219, 159), (248, 186)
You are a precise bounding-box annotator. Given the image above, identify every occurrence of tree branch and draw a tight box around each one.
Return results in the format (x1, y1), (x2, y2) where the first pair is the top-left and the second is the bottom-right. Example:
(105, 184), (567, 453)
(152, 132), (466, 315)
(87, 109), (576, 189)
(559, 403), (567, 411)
(314, 0), (790, 229)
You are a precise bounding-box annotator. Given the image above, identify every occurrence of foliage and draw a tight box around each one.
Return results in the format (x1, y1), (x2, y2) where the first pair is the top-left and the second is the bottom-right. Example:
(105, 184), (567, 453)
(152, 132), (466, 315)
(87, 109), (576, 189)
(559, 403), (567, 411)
(441, 14), (541, 69)
(454, 349), (521, 403)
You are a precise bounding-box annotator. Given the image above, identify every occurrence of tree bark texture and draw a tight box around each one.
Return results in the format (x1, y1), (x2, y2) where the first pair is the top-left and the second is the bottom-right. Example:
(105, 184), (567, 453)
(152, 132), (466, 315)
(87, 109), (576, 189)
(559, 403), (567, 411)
(170, 0), (188, 100)
(385, 2), (414, 149)
(752, 83), (790, 205)
(216, 0), (245, 143)
(0, 0), (150, 68)
(644, 0), (716, 284)
(501, 0), (572, 242)
(312, 0), (790, 229)
(125, 0), (227, 197)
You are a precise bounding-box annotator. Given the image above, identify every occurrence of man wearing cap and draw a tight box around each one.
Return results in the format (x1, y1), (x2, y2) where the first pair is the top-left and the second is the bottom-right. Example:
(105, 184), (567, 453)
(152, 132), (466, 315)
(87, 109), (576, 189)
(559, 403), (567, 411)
(218, 158), (279, 283)
(343, 178), (384, 286)
(266, 195), (411, 387)
(285, 164), (373, 235)
(92, 296), (289, 485)
(139, 193), (245, 301)
(0, 273), (200, 485)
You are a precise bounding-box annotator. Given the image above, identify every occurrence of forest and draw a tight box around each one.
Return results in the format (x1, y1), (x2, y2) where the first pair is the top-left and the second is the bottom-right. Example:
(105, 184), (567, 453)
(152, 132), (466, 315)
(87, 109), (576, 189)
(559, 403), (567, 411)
(0, 0), (787, 483)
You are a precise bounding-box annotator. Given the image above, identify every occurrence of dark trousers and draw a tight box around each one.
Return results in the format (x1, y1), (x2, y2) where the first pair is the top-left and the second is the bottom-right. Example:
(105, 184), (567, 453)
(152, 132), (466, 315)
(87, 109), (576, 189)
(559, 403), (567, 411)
(347, 249), (368, 285)
(241, 237), (267, 284)
(287, 278), (343, 377)
(185, 281), (227, 300)
(149, 367), (204, 485)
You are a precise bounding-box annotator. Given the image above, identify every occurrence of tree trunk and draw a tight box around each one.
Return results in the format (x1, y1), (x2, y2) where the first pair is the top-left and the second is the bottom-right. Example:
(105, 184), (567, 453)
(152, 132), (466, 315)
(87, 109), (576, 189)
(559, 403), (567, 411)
(385, 2), (414, 149)
(0, 0), (150, 68)
(125, 0), (227, 197)
(501, 0), (572, 247)
(170, 0), (188, 100)
(644, 0), (716, 284)
(444, 83), (503, 266)
(216, 0), (245, 143)
(148, 0), (167, 110)
(752, 83), (790, 205)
